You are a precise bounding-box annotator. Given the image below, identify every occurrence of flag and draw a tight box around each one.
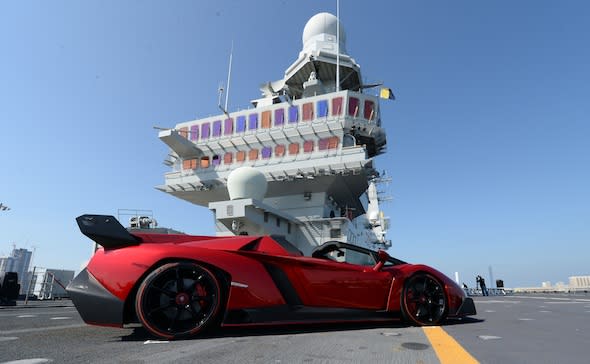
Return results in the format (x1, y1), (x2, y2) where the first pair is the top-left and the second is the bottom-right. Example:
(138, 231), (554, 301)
(380, 87), (395, 100)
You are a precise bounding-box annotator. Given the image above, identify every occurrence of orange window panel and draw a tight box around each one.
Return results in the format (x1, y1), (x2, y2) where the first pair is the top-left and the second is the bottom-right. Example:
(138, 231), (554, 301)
(332, 97), (343, 116)
(200, 157), (210, 169)
(248, 149), (259, 161)
(302, 103), (314, 121)
(224, 152), (233, 164)
(303, 140), (314, 153)
(275, 144), (285, 157)
(288, 143), (300, 155)
(179, 127), (189, 138)
(261, 110), (272, 128)
(328, 136), (339, 149)
(182, 159), (191, 170)
(236, 151), (246, 162)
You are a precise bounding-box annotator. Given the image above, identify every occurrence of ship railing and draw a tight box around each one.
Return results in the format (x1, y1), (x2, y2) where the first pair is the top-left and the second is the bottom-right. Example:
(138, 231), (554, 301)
(464, 288), (514, 296)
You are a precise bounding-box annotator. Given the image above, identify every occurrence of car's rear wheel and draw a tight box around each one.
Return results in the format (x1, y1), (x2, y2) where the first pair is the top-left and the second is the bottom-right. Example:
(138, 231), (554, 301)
(135, 261), (222, 339)
(401, 273), (447, 326)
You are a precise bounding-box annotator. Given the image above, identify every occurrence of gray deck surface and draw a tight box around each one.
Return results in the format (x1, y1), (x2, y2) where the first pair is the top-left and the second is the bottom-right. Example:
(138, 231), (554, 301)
(0, 294), (588, 363)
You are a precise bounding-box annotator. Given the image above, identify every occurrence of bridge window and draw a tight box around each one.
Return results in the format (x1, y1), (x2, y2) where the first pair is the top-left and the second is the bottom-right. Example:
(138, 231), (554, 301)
(303, 140), (314, 153)
(183, 159), (197, 170)
(288, 143), (299, 155)
(261, 146), (272, 159)
(332, 97), (343, 116)
(275, 144), (285, 157)
(261, 110), (272, 128)
(348, 97), (359, 117)
(224, 118), (233, 135)
(249, 149), (259, 161)
(236, 151), (246, 162)
(236, 115), (246, 132)
(288, 105), (298, 123)
(317, 100), (328, 117)
(274, 108), (284, 126)
(224, 152), (233, 164)
(200, 156), (210, 169)
(303, 103), (314, 121)
(212, 120), (222, 137)
(328, 136), (339, 149)
(364, 100), (375, 120)
(248, 113), (258, 130)
(190, 125), (199, 141)
(201, 123), (210, 139)
(179, 127), (188, 138)
(212, 155), (221, 166)
(319, 137), (340, 151)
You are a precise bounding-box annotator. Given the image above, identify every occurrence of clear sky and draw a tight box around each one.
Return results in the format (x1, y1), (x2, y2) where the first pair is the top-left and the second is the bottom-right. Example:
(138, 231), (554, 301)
(1, 1), (589, 288)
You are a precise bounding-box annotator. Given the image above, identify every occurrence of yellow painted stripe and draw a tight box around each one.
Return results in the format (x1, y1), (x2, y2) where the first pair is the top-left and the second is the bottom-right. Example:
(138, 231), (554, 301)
(422, 326), (479, 364)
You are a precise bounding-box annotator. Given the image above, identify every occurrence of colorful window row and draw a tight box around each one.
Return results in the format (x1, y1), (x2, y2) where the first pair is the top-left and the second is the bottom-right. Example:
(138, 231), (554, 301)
(177, 96), (364, 142)
(181, 137), (340, 171)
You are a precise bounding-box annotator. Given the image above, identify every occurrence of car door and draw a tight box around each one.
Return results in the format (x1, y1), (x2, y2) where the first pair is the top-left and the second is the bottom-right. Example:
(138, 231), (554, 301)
(293, 249), (392, 309)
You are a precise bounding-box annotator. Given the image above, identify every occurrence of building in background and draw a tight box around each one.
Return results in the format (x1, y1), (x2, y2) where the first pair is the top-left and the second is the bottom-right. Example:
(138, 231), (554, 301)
(27, 268), (75, 300)
(0, 247), (32, 294)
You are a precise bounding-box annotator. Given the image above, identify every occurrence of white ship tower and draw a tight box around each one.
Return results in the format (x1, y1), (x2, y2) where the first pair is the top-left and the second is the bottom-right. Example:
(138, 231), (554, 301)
(157, 13), (392, 255)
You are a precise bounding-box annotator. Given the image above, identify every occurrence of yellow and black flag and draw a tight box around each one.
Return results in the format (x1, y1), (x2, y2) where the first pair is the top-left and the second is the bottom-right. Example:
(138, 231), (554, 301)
(380, 87), (395, 100)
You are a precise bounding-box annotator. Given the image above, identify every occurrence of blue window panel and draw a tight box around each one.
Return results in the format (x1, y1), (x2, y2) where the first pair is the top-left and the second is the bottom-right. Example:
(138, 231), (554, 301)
(248, 113), (258, 130)
(201, 123), (210, 139)
(261, 146), (272, 159)
(236, 115), (246, 132)
(288, 105), (298, 123)
(317, 100), (328, 117)
(212, 120), (222, 137)
(274, 109), (284, 126)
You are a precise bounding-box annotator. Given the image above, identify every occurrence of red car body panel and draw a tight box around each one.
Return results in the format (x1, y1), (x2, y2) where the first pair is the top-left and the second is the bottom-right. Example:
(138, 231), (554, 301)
(67, 215), (476, 332)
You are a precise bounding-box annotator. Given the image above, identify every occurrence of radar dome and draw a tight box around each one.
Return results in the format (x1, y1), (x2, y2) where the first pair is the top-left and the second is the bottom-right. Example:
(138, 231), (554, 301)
(302, 12), (346, 48)
(227, 166), (267, 201)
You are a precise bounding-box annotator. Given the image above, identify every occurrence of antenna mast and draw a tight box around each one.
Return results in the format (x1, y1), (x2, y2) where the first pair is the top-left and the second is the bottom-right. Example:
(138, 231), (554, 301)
(336, 0), (340, 92)
(224, 40), (234, 112)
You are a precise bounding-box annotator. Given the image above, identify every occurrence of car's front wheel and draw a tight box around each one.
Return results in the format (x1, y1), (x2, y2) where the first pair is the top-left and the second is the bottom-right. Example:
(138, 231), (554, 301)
(401, 272), (447, 326)
(135, 261), (222, 339)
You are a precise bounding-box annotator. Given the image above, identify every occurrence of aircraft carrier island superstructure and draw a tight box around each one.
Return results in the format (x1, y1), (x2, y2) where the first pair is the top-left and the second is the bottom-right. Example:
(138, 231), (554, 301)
(157, 13), (392, 255)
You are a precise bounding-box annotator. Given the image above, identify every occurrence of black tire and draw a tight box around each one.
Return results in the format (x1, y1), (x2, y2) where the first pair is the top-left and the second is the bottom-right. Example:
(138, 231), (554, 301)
(401, 273), (447, 326)
(135, 261), (222, 339)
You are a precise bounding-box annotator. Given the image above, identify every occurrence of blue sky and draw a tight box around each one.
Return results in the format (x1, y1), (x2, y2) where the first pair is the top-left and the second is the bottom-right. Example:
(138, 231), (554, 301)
(1, 1), (588, 288)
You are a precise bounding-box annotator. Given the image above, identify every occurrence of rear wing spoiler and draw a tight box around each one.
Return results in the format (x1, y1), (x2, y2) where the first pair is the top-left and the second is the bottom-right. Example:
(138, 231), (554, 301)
(76, 214), (141, 250)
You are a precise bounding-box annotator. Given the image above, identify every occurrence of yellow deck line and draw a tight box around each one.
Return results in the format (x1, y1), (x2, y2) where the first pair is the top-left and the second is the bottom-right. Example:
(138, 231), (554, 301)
(422, 326), (479, 364)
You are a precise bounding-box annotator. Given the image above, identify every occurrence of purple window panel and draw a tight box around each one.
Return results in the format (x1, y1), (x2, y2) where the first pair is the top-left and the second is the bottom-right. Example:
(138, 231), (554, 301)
(212, 155), (221, 166)
(201, 123), (210, 139)
(190, 125), (199, 141)
(261, 146), (272, 159)
(288, 105), (298, 123)
(224, 118), (233, 135)
(212, 120), (222, 137)
(318, 138), (329, 150)
(236, 116), (246, 132)
(317, 100), (328, 117)
(274, 109), (284, 126)
(248, 113), (258, 130)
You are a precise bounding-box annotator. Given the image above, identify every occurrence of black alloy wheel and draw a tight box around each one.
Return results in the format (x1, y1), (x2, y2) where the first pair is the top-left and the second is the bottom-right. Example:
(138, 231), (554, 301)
(135, 262), (222, 339)
(401, 273), (447, 326)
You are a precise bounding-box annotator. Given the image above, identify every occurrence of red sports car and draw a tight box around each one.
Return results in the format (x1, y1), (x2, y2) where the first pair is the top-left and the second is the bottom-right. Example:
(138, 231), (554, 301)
(67, 215), (476, 340)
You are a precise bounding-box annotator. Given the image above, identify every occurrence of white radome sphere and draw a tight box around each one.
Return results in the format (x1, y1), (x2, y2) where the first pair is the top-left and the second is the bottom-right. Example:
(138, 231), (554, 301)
(302, 12), (346, 47)
(227, 166), (267, 201)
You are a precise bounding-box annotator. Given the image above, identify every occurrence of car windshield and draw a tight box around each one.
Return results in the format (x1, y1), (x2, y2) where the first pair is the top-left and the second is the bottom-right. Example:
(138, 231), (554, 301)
(344, 248), (376, 266)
